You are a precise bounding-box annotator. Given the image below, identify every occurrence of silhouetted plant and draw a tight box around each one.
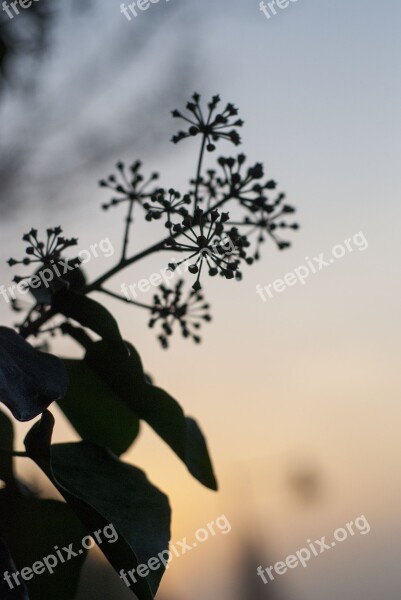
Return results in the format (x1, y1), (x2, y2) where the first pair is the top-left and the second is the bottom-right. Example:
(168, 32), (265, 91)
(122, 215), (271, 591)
(0, 93), (298, 600)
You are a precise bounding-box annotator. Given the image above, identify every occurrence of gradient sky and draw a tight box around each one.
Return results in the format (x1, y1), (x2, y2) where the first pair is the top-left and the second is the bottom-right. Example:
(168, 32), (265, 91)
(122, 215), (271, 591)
(1, 0), (400, 598)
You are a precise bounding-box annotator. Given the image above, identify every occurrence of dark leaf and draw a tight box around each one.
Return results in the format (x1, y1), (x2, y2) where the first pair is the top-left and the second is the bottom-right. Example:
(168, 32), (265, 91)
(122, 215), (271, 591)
(30, 263), (86, 306)
(0, 538), (29, 599)
(85, 341), (147, 403)
(52, 290), (122, 343)
(0, 494), (88, 600)
(86, 341), (218, 490)
(58, 358), (140, 456)
(0, 411), (87, 600)
(25, 411), (171, 600)
(138, 386), (218, 491)
(0, 410), (14, 485)
(59, 322), (93, 350)
(0, 328), (68, 422)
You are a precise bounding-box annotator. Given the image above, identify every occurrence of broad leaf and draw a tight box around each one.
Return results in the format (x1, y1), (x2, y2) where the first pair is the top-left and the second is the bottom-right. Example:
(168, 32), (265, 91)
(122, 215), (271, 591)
(0, 328), (68, 421)
(0, 538), (29, 599)
(30, 262), (86, 306)
(139, 386), (218, 490)
(85, 341), (147, 404)
(0, 409), (14, 485)
(58, 358), (140, 456)
(25, 411), (171, 600)
(86, 341), (218, 490)
(59, 322), (93, 350)
(52, 290), (122, 343)
(0, 410), (87, 600)
(0, 494), (88, 600)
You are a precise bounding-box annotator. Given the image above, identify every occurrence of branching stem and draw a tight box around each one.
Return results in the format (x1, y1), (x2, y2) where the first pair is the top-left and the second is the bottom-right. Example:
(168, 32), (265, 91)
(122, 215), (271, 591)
(0, 448), (28, 458)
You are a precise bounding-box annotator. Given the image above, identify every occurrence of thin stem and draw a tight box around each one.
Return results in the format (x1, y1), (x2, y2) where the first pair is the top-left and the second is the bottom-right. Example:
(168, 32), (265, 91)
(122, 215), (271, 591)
(21, 306), (36, 329)
(227, 221), (251, 226)
(0, 448), (28, 457)
(121, 200), (135, 261)
(85, 239), (166, 292)
(194, 134), (207, 208)
(20, 307), (57, 339)
(99, 287), (152, 310)
(60, 322), (94, 350)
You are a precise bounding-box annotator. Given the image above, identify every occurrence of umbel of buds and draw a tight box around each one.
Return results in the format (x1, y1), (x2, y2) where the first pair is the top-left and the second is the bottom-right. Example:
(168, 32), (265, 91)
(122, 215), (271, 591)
(171, 93), (243, 152)
(9, 93), (298, 348)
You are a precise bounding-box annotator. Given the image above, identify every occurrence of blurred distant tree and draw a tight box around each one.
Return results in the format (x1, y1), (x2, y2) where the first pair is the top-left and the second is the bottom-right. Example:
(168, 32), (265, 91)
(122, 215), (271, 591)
(0, 1), (198, 215)
(0, 0), (54, 91)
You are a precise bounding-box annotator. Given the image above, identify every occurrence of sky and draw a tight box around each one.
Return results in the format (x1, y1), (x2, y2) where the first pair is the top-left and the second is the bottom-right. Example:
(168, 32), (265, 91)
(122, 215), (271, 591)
(0, 0), (401, 598)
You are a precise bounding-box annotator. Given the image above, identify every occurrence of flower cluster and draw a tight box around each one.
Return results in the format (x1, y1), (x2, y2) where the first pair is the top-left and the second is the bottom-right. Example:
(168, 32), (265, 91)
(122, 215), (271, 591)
(166, 207), (252, 290)
(9, 92), (299, 348)
(7, 227), (78, 269)
(143, 188), (191, 225)
(7, 228), (83, 307)
(149, 280), (211, 348)
(171, 93), (243, 152)
(237, 191), (299, 258)
(99, 160), (159, 210)
(196, 154), (299, 259)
